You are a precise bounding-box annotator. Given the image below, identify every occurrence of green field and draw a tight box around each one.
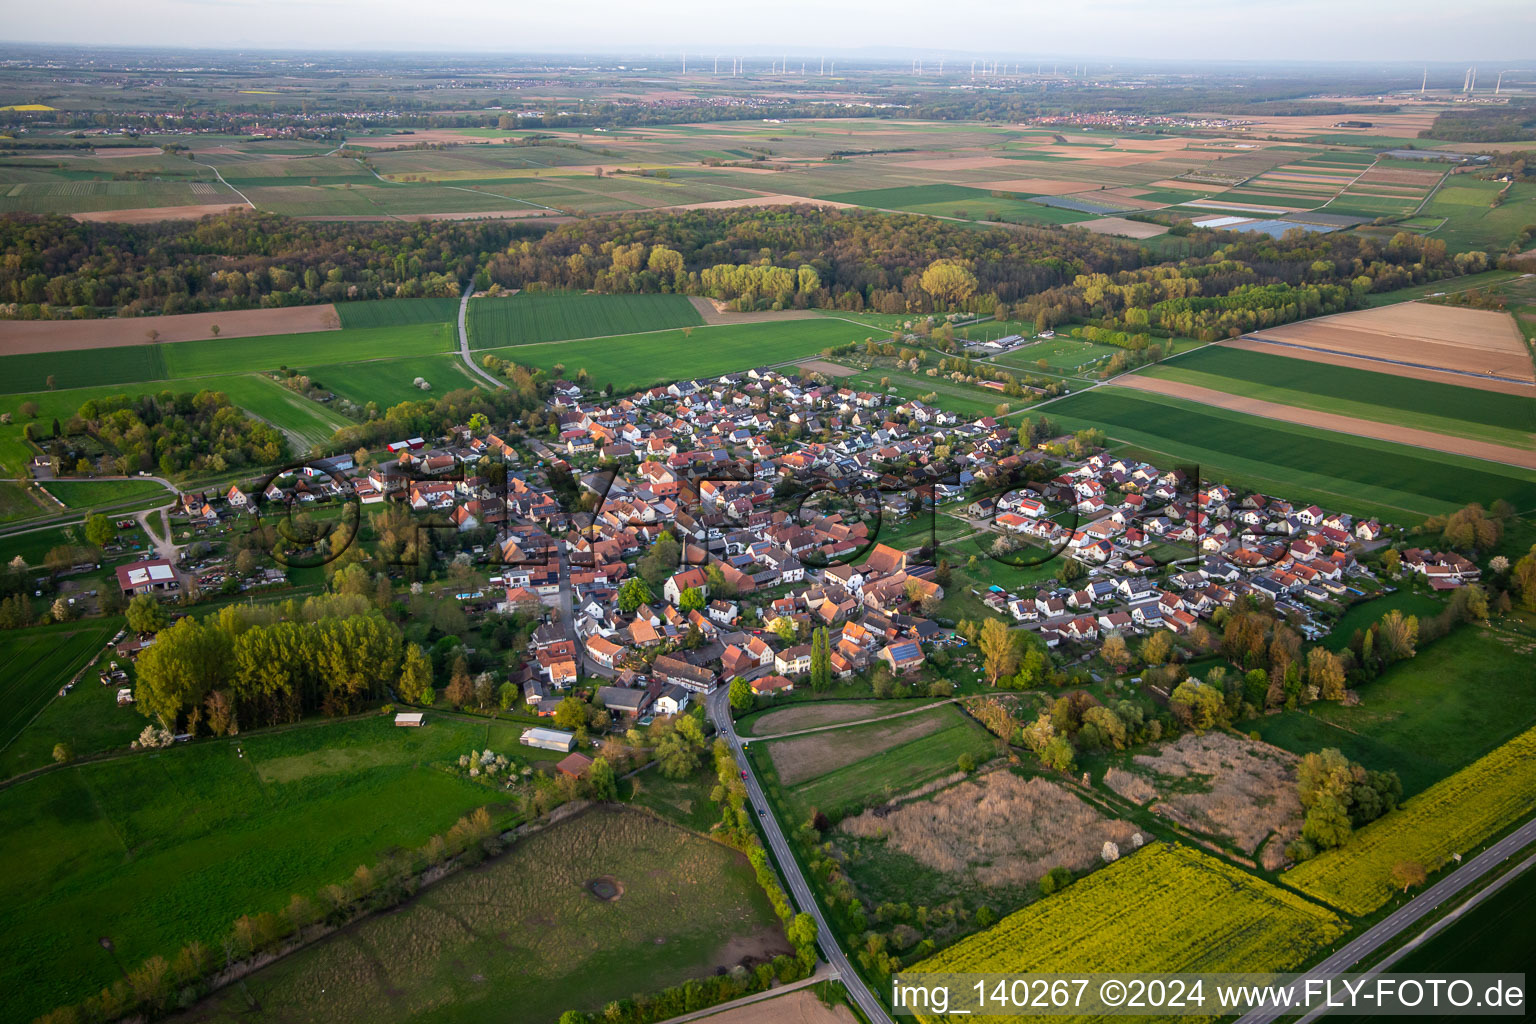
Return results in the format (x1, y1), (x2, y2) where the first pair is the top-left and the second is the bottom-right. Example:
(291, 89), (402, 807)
(194, 373), (352, 449)
(1321, 591), (1447, 653)
(0, 714), (531, 1021)
(991, 337), (1125, 375)
(466, 290), (705, 348)
(822, 184), (1094, 226)
(766, 706), (997, 821)
(1044, 387), (1536, 519)
(0, 622), (117, 756)
(844, 367), (1013, 418)
(0, 479), (50, 522)
(1361, 270), (1523, 307)
(1142, 346), (1536, 449)
(333, 297), (460, 329)
(1248, 625), (1536, 797)
(0, 324), (453, 396)
(487, 319), (872, 393)
(312, 354), (483, 408)
(176, 806), (784, 1024)
(0, 637), (145, 780)
(40, 478), (171, 508)
(1422, 179), (1536, 252)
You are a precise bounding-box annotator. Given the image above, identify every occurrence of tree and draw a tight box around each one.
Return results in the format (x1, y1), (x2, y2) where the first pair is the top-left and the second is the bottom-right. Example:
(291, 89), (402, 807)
(125, 593), (169, 633)
(787, 912), (818, 961)
(1376, 609), (1418, 662)
(398, 643), (433, 703)
(210, 324), (220, 337)
(920, 259), (978, 309)
(978, 617), (1017, 684)
(1141, 629), (1173, 666)
(728, 676), (755, 712)
(553, 696), (587, 730)
(586, 757), (618, 801)
(809, 626), (832, 692)
(1307, 646), (1347, 701)
(617, 577), (654, 613)
(134, 615), (234, 727)
(677, 586), (706, 613)
(1381, 547), (1402, 574)
(52, 741), (73, 764)
(83, 513), (114, 549)
(1100, 632), (1131, 672)
(1389, 860), (1427, 892)
(1170, 679), (1226, 730)
(444, 655), (474, 708)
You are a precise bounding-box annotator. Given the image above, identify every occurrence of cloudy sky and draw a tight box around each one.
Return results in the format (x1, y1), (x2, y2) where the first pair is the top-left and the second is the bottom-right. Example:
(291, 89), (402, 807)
(3, 0), (1533, 61)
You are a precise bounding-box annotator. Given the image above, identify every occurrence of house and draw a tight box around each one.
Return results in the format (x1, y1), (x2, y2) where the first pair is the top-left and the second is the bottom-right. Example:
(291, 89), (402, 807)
(775, 644), (812, 676)
(556, 752), (594, 778)
(750, 674), (795, 695)
(878, 640), (925, 673)
(654, 684), (690, 716)
(585, 635), (625, 669)
(598, 685), (652, 717)
(651, 654), (717, 693)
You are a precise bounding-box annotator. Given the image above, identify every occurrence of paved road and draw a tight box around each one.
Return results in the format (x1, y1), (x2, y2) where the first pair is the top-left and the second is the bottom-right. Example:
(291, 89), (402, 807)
(1237, 814), (1536, 1024)
(456, 283), (507, 389)
(705, 687), (895, 1024)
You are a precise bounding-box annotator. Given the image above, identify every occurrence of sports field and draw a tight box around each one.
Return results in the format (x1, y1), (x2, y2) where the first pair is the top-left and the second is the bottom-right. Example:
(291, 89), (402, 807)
(1143, 346), (1536, 450)
(466, 290), (705, 348)
(486, 319), (872, 393)
(912, 843), (1344, 1022)
(0, 715), (527, 1022)
(176, 808), (785, 1024)
(1044, 387), (1536, 519)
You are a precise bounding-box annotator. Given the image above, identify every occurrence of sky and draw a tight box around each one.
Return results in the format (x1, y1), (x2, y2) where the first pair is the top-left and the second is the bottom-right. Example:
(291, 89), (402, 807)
(2, 0), (1534, 62)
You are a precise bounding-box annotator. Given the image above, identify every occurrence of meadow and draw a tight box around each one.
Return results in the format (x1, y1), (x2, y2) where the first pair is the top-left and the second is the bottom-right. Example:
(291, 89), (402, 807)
(176, 807), (785, 1024)
(466, 290), (704, 347)
(196, 373), (352, 449)
(0, 478), (49, 521)
(0, 641), (144, 780)
(1283, 726), (1536, 916)
(1142, 346), (1536, 449)
(991, 337), (1125, 375)
(1044, 387), (1536, 519)
(0, 714), (526, 1021)
(843, 367), (1014, 418)
(1422, 179), (1536, 252)
(0, 621), (117, 756)
(1249, 625), (1536, 798)
(762, 706), (997, 822)
(486, 319), (872, 393)
(312, 354), (483, 408)
(42, 478), (172, 507)
(912, 842), (1345, 1021)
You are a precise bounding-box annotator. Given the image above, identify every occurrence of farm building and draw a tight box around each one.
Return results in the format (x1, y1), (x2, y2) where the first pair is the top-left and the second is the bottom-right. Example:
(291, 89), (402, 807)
(115, 559), (177, 597)
(520, 727), (576, 752)
(394, 712), (425, 727)
(556, 752), (594, 778)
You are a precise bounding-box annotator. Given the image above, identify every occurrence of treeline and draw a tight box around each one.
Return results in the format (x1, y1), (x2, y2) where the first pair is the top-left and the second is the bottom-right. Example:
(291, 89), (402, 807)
(1015, 233), (1487, 342)
(483, 206), (1145, 314)
(1422, 104), (1536, 143)
(0, 211), (535, 319)
(132, 595), (430, 731)
(324, 381), (541, 456)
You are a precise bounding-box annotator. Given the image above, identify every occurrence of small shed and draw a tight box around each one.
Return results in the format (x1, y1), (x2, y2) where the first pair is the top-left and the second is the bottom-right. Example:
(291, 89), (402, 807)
(394, 712), (425, 727)
(556, 752), (594, 779)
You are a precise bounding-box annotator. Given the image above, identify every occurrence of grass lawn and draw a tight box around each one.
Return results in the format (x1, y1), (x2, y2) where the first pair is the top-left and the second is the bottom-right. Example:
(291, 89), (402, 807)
(0, 621), (118, 757)
(0, 478), (51, 522)
(486, 319), (872, 394)
(176, 807), (785, 1024)
(466, 290), (704, 348)
(40, 478), (171, 508)
(1142, 346), (1536, 449)
(0, 638), (144, 779)
(1321, 590), (1447, 652)
(310, 354), (484, 408)
(1246, 625), (1536, 797)
(1044, 387), (1536, 519)
(0, 714), (532, 1021)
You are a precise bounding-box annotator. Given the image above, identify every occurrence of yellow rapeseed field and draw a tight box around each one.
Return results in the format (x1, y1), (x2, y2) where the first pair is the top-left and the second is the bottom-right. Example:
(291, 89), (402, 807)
(912, 843), (1344, 1022)
(1284, 727), (1536, 916)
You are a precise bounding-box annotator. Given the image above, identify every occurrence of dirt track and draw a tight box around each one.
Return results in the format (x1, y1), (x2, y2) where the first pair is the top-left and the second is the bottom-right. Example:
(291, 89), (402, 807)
(1115, 374), (1536, 469)
(0, 305), (340, 353)
(1224, 339), (1536, 397)
(686, 296), (819, 327)
(690, 989), (856, 1024)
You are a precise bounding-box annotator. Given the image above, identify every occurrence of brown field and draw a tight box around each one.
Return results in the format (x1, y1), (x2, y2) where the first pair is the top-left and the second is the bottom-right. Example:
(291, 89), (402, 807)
(342, 129), (495, 147)
(1072, 217), (1167, 239)
(72, 203), (246, 223)
(1129, 731), (1302, 856)
(1357, 167), (1444, 186)
(1103, 767), (1157, 804)
(768, 712), (947, 785)
(897, 155), (1018, 171)
(89, 146), (166, 159)
(1115, 374), (1536, 467)
(666, 195), (854, 212)
(0, 304), (341, 353)
(746, 701), (913, 736)
(696, 988), (857, 1024)
(1226, 338), (1536, 397)
(840, 771), (1139, 888)
(797, 359), (860, 378)
(1254, 302), (1535, 382)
